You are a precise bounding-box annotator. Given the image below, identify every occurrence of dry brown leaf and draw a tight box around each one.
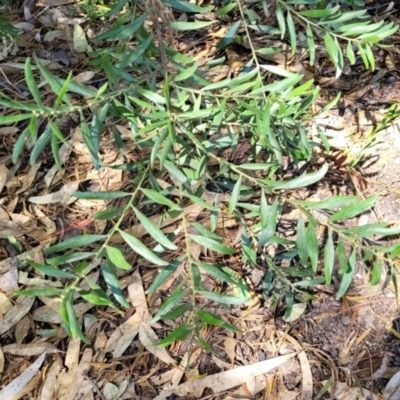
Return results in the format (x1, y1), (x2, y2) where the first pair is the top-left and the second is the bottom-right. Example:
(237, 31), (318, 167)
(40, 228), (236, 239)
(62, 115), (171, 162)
(57, 337), (81, 400)
(3, 342), (59, 356)
(0, 345), (4, 373)
(139, 323), (177, 366)
(0, 256), (19, 293)
(156, 352), (297, 398)
(40, 361), (61, 400)
(28, 180), (79, 205)
(0, 352), (47, 399)
(322, 381), (379, 399)
(0, 296), (34, 335)
(279, 333), (313, 400)
(15, 315), (30, 344)
(0, 163), (7, 194)
(65, 348), (93, 400)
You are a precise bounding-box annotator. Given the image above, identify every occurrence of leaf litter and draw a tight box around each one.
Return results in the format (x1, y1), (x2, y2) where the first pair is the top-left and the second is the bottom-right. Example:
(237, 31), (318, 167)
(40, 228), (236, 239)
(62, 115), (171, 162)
(1, 0), (400, 399)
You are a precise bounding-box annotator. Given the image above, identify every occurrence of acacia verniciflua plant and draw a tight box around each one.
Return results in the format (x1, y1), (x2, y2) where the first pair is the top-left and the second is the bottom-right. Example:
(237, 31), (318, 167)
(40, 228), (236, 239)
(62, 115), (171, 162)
(2, 0), (400, 344)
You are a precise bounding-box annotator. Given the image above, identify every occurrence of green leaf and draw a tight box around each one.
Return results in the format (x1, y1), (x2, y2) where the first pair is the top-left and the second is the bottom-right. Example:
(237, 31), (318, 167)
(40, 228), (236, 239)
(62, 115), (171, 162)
(155, 322), (191, 346)
(299, 9), (334, 17)
(276, 3), (286, 40)
(12, 127), (30, 164)
(336, 248), (356, 299)
(25, 58), (43, 107)
(150, 282), (189, 323)
(297, 215), (308, 265)
(217, 20), (241, 49)
(146, 257), (184, 294)
(101, 263), (130, 308)
(324, 230), (334, 285)
(306, 24), (315, 65)
(164, 0), (214, 12)
(229, 176), (242, 215)
(283, 286), (294, 320)
(78, 289), (117, 309)
(324, 33), (341, 76)
(167, 21), (216, 30)
(120, 230), (168, 266)
(306, 219), (319, 272)
(189, 234), (236, 255)
(329, 194), (379, 222)
(197, 290), (250, 305)
(132, 206), (177, 250)
(92, 207), (123, 220)
(141, 188), (182, 211)
(73, 191), (131, 200)
(66, 299), (90, 344)
(259, 196), (279, 247)
(105, 245), (132, 270)
(44, 235), (106, 253)
(265, 163), (329, 190)
(369, 259), (381, 286)
(174, 61), (199, 82)
(196, 263), (238, 285)
(197, 310), (241, 333)
(46, 252), (93, 266)
(159, 303), (192, 320)
(93, 12), (148, 40)
(14, 288), (62, 297)
(287, 10), (296, 54)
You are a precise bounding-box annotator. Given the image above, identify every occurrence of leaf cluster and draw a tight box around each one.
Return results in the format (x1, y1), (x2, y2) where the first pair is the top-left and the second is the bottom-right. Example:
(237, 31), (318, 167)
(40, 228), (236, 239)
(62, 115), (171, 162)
(2, 0), (400, 346)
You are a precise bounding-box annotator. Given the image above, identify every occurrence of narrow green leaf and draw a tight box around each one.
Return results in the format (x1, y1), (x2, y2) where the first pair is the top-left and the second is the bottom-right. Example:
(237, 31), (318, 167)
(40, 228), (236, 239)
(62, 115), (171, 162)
(287, 11), (296, 54)
(73, 191), (131, 200)
(44, 235), (106, 253)
(196, 263), (238, 285)
(306, 24), (315, 65)
(66, 299), (91, 344)
(324, 230), (334, 285)
(150, 282), (188, 323)
(25, 58), (43, 106)
(217, 19), (241, 49)
(132, 206), (177, 250)
(141, 188), (182, 211)
(101, 263), (130, 308)
(106, 245), (132, 270)
(189, 234), (236, 255)
(346, 41), (355, 64)
(259, 196), (279, 247)
(167, 21), (216, 30)
(329, 194), (379, 222)
(155, 323), (191, 346)
(369, 259), (381, 286)
(146, 257), (184, 294)
(197, 310), (242, 333)
(13, 288), (62, 297)
(93, 12), (148, 40)
(283, 286), (294, 319)
(229, 176), (242, 215)
(197, 290), (250, 305)
(92, 207), (123, 220)
(276, 3), (286, 39)
(336, 248), (356, 299)
(266, 163), (329, 190)
(47, 252), (93, 266)
(297, 215), (308, 265)
(120, 230), (168, 266)
(164, 0), (214, 13)
(306, 219), (319, 272)
(159, 303), (192, 320)
(78, 289), (117, 309)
